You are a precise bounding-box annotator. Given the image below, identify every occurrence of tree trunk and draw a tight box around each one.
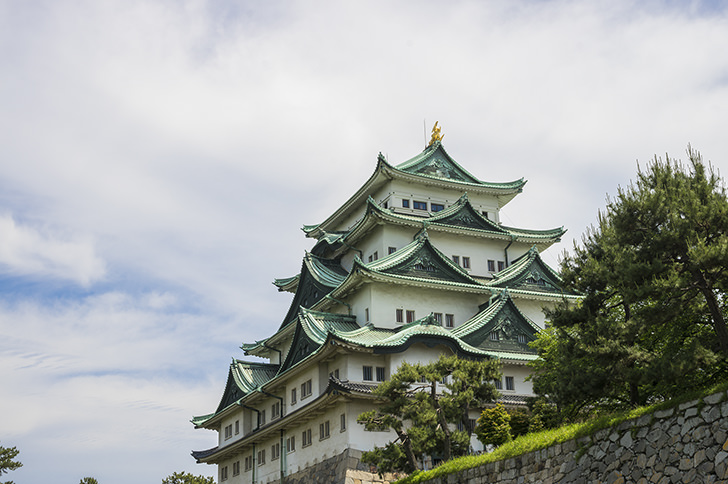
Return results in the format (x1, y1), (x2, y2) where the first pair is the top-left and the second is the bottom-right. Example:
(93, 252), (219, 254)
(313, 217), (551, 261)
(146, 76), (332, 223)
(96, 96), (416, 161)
(692, 268), (728, 356)
(395, 427), (418, 472)
(431, 381), (451, 461)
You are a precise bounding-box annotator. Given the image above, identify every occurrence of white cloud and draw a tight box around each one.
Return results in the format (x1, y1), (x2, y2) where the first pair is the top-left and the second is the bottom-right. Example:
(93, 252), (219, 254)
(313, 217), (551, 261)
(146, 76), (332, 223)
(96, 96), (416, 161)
(1, 0), (728, 482)
(0, 214), (105, 285)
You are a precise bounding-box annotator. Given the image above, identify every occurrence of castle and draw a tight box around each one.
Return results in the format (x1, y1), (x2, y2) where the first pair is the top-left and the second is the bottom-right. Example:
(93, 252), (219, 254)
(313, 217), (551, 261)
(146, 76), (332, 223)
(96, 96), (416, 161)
(192, 128), (576, 483)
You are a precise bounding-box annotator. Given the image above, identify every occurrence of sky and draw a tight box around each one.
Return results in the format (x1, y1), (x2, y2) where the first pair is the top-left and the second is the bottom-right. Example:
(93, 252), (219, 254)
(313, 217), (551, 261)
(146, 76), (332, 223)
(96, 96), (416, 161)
(1, 0), (727, 482)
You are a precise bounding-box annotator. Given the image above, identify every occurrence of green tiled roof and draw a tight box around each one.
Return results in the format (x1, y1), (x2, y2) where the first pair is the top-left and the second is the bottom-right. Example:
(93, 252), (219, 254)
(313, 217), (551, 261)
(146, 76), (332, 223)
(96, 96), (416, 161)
(452, 291), (540, 356)
(304, 144), (527, 239)
(356, 231), (484, 287)
(276, 253), (349, 330)
(487, 246), (579, 300)
(395, 141), (526, 190)
(342, 194), (564, 246)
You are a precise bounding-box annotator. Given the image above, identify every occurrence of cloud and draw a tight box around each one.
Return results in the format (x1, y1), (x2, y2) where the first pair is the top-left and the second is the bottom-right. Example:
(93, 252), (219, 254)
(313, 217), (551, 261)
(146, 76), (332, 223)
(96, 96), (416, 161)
(0, 214), (105, 285)
(1, 1), (728, 483)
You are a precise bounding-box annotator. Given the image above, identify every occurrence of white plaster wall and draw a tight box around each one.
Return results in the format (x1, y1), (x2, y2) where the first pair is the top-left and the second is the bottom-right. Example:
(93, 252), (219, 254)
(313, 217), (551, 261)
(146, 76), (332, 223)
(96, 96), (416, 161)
(286, 365), (322, 414)
(346, 352), (388, 382)
(218, 408), (245, 447)
(388, 342), (451, 370)
(368, 284), (486, 329)
(512, 298), (551, 330)
(499, 363), (535, 396)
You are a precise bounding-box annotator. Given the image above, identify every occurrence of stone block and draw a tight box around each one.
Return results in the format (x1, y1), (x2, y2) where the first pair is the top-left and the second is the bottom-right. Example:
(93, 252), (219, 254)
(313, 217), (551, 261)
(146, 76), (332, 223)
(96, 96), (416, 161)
(679, 399), (700, 411)
(704, 392), (725, 406)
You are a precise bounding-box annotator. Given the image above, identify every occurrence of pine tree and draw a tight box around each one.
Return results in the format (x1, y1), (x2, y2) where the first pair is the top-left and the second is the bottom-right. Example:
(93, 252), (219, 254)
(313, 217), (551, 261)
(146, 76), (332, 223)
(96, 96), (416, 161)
(530, 148), (727, 419)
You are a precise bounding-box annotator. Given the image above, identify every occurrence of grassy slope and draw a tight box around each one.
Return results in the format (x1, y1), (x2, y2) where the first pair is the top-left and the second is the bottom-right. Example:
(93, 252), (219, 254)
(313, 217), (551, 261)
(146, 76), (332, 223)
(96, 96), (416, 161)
(396, 381), (728, 484)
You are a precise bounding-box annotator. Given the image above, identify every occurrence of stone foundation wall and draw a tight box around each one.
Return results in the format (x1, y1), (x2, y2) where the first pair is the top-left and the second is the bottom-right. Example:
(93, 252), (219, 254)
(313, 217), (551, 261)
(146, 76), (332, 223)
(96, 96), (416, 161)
(279, 448), (402, 484)
(418, 390), (728, 484)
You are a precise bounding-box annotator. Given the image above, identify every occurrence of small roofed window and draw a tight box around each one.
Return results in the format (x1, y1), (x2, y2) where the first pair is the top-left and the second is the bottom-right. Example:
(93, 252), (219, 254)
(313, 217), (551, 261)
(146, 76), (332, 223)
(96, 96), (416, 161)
(431, 203), (445, 212)
(413, 201), (427, 210)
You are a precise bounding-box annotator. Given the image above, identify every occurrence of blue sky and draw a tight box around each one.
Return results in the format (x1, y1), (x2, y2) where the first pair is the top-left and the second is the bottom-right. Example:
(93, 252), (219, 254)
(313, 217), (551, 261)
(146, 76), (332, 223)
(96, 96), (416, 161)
(1, 1), (728, 482)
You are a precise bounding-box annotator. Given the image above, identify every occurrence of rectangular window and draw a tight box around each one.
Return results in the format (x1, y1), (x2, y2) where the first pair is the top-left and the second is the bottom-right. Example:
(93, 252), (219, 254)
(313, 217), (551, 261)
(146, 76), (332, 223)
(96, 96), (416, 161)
(368, 254), (373, 262)
(494, 378), (502, 390)
(488, 260), (496, 272)
(340, 413), (346, 431)
(365, 308), (369, 322)
(376, 366), (386, 382)
(372, 251), (378, 261)
(402, 199), (410, 208)
(329, 368), (340, 379)
(498, 261), (505, 271)
(272, 442), (280, 461)
(452, 255), (460, 265)
(301, 379), (312, 399)
(272, 402), (280, 419)
(482, 211), (489, 218)
(244, 456), (252, 471)
(233, 461), (240, 476)
(302, 428), (312, 447)
(406, 310), (415, 323)
(506, 376), (515, 391)
(433, 312), (443, 324)
(363, 366), (373, 381)
(291, 388), (297, 404)
(258, 449), (265, 465)
(462, 257), (470, 269)
(319, 420), (330, 440)
(396, 309), (403, 323)
(234, 420), (239, 435)
(445, 314), (454, 328)
(431, 203), (445, 212)
(518, 334), (527, 344)
(413, 200), (427, 210)
(287, 435), (296, 453)
(221, 465), (228, 481)
(258, 410), (266, 426)
(388, 246), (397, 255)
(224, 424), (232, 440)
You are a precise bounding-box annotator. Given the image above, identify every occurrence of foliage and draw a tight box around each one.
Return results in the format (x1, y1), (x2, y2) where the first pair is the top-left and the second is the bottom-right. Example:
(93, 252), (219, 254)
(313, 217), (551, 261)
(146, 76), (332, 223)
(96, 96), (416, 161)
(474, 404), (512, 447)
(161, 471), (215, 484)
(79, 478), (99, 484)
(0, 443), (22, 484)
(358, 354), (501, 473)
(508, 410), (530, 438)
(530, 148), (728, 420)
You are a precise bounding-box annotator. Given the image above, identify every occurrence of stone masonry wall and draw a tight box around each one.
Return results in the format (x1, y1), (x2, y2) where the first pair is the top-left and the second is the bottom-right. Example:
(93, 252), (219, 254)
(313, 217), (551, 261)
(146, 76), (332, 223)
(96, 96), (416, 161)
(279, 448), (402, 484)
(418, 389), (728, 484)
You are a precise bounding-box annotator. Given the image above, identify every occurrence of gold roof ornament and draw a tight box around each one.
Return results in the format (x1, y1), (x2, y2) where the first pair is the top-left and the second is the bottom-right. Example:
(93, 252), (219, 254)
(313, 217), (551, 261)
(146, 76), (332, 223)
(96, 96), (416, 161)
(428, 121), (444, 147)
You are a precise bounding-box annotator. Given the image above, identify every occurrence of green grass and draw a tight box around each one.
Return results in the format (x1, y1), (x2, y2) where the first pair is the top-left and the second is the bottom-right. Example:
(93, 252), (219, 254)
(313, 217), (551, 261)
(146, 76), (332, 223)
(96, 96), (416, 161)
(395, 382), (728, 484)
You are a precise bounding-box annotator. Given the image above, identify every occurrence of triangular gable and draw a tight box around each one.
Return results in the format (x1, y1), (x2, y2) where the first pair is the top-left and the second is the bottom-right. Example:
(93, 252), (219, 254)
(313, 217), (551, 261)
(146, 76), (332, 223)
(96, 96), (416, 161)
(278, 309), (359, 373)
(364, 232), (483, 285)
(430, 194), (508, 233)
(396, 141), (482, 184)
(453, 292), (539, 355)
(213, 361), (279, 415)
(488, 246), (564, 295)
(278, 253), (348, 330)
